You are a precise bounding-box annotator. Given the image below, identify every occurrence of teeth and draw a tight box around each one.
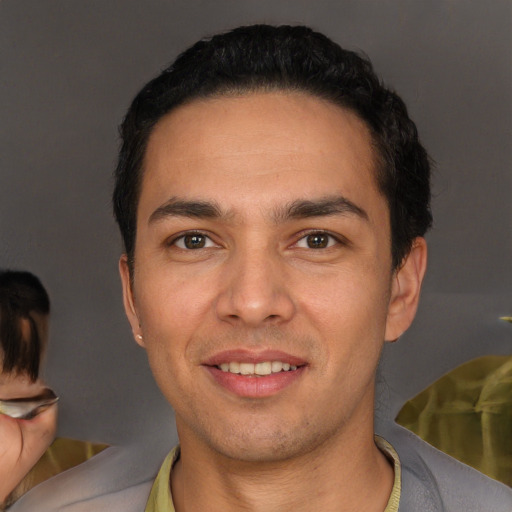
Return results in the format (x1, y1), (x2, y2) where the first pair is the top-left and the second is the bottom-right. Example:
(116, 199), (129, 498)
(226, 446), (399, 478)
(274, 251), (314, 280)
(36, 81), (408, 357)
(229, 362), (240, 374)
(239, 363), (254, 375)
(255, 362), (272, 375)
(271, 361), (283, 373)
(218, 361), (300, 375)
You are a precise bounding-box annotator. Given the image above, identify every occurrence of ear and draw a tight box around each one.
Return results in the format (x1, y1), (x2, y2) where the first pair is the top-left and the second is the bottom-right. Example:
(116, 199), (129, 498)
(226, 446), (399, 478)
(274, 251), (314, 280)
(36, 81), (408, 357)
(385, 237), (427, 342)
(119, 255), (145, 348)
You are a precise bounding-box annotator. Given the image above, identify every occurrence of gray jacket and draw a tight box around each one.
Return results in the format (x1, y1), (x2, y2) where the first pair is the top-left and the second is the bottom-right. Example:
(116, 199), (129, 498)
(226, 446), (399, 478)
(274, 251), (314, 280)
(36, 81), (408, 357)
(11, 423), (512, 511)
(377, 423), (512, 511)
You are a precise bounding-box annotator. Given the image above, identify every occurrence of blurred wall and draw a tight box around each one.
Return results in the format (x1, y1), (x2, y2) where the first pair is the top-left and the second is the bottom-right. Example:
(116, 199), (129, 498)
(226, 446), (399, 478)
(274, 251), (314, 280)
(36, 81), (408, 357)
(0, 0), (510, 446)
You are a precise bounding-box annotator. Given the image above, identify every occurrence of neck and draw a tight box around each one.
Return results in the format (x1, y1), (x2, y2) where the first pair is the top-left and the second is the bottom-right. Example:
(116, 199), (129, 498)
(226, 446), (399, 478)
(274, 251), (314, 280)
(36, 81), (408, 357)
(171, 418), (394, 512)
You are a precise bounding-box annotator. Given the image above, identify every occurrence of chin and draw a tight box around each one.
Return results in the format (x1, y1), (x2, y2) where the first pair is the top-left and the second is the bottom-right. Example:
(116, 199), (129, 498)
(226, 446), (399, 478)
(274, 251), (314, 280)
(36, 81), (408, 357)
(218, 440), (303, 463)
(201, 418), (328, 464)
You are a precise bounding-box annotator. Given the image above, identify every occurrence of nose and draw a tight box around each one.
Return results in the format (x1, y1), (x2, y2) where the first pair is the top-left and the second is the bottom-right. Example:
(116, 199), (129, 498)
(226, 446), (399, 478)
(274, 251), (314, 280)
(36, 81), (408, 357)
(215, 245), (295, 327)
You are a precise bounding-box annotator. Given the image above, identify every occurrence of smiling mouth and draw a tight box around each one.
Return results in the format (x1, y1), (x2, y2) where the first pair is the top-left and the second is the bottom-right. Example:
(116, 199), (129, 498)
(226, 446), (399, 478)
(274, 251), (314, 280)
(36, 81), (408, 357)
(216, 361), (300, 376)
(205, 354), (306, 397)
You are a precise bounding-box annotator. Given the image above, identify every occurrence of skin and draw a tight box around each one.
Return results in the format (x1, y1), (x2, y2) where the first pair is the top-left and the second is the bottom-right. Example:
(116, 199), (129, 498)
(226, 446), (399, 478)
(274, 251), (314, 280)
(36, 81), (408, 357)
(0, 316), (57, 503)
(120, 91), (427, 511)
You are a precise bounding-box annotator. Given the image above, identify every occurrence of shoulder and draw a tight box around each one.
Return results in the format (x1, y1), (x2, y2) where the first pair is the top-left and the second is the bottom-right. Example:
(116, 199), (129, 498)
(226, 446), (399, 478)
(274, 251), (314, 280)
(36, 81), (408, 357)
(378, 423), (512, 512)
(9, 443), (166, 512)
(6, 437), (110, 506)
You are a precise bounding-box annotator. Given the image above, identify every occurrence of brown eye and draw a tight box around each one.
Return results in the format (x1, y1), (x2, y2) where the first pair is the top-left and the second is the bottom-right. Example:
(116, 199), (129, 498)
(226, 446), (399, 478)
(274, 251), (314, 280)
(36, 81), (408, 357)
(295, 231), (341, 250)
(306, 233), (330, 249)
(183, 234), (206, 249)
(173, 233), (215, 250)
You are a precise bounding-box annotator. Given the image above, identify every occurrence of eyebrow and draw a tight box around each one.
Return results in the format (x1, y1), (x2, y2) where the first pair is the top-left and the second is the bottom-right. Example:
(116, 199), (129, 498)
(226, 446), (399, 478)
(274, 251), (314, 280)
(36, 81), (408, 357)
(148, 195), (369, 225)
(149, 198), (223, 224)
(276, 196), (369, 222)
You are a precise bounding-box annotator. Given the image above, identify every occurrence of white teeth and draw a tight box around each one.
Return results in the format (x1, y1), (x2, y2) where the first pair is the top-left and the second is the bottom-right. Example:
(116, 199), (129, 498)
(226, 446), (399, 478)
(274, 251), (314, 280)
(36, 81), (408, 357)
(218, 361), (300, 375)
(229, 362), (240, 374)
(239, 363), (254, 375)
(255, 362), (272, 375)
(271, 361), (283, 373)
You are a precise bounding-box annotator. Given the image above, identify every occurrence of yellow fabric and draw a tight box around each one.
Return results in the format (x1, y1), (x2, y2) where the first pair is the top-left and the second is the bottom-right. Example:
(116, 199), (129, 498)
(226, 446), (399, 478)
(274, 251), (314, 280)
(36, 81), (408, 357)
(4, 437), (108, 508)
(396, 355), (512, 486)
(376, 436), (401, 512)
(145, 445), (179, 512)
(145, 438), (401, 511)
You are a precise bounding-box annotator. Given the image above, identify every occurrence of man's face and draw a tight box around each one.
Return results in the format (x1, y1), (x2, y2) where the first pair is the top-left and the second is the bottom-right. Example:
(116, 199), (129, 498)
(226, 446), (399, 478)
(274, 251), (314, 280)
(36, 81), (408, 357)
(121, 92), (416, 462)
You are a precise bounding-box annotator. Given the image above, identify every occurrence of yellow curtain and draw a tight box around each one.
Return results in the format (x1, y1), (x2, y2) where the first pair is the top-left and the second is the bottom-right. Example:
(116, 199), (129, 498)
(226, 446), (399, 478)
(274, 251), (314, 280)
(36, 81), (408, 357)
(396, 355), (512, 486)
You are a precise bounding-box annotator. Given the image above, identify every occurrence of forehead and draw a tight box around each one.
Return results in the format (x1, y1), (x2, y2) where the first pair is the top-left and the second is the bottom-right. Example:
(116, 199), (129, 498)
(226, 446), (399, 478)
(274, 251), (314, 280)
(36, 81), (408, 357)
(140, 92), (383, 219)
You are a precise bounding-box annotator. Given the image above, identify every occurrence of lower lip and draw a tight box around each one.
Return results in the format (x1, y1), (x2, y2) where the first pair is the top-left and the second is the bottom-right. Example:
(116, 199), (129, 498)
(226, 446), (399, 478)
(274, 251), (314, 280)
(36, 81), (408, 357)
(205, 366), (305, 398)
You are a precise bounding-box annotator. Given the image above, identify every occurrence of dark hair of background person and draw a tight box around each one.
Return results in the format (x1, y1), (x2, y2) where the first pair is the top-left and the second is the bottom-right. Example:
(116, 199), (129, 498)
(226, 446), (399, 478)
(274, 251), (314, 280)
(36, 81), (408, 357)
(0, 270), (50, 381)
(113, 24), (433, 271)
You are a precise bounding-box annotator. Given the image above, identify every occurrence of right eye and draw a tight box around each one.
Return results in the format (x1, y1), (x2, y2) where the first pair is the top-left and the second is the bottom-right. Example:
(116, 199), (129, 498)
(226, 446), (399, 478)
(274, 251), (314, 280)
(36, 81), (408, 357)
(295, 232), (338, 249)
(172, 232), (216, 250)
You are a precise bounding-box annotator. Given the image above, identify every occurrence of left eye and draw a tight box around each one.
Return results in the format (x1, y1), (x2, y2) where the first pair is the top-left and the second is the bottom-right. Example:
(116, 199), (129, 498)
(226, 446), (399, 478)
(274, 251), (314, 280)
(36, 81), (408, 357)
(296, 232), (338, 249)
(173, 233), (216, 249)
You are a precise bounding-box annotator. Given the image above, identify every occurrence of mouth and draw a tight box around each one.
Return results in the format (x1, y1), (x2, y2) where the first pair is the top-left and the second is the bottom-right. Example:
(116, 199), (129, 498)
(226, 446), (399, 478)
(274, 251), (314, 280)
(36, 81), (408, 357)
(203, 351), (307, 397)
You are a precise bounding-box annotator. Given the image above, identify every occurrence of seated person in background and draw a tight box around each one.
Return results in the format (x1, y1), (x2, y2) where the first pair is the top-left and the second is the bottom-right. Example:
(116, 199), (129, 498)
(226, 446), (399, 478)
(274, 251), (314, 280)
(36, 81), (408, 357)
(0, 270), (107, 510)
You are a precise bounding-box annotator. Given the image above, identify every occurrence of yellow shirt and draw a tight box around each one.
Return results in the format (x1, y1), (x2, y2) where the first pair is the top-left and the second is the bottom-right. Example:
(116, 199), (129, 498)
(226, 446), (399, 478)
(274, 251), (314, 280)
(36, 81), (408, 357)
(145, 436), (401, 512)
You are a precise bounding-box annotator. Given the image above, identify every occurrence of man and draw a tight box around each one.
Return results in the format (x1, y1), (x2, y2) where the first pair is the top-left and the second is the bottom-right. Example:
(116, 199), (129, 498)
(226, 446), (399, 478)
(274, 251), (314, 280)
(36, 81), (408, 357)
(112, 25), (511, 511)
(10, 24), (512, 512)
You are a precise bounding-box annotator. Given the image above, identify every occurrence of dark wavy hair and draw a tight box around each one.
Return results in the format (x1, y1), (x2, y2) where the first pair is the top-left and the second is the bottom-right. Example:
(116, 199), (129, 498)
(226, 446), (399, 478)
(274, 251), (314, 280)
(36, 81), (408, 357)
(0, 270), (50, 381)
(113, 24), (432, 270)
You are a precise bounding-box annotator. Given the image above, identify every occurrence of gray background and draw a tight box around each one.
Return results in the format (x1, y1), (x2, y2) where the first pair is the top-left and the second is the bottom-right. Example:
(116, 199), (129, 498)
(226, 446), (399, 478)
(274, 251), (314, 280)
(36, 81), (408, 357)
(0, 0), (511, 449)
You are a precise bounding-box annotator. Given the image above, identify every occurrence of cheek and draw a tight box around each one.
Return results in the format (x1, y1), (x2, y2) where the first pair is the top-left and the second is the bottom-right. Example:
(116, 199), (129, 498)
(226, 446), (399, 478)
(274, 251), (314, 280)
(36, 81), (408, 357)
(300, 263), (389, 326)
(134, 271), (216, 380)
(137, 267), (213, 334)
(297, 265), (390, 366)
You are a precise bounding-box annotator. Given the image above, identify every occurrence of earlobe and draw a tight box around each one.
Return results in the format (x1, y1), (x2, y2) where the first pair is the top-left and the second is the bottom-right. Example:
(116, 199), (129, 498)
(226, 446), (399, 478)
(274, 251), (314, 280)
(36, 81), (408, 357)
(385, 237), (427, 342)
(119, 255), (145, 347)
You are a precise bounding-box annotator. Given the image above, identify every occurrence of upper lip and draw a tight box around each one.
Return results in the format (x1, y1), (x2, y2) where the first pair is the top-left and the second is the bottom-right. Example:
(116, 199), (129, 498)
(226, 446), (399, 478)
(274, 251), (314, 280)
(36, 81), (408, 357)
(203, 349), (307, 367)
